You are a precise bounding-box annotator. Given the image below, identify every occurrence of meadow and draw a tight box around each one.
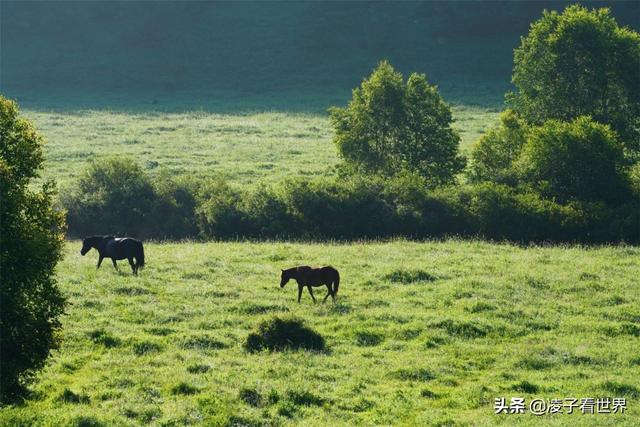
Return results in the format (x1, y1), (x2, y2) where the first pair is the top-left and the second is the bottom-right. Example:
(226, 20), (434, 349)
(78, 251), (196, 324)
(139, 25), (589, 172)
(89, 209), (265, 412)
(25, 105), (499, 188)
(1, 240), (638, 426)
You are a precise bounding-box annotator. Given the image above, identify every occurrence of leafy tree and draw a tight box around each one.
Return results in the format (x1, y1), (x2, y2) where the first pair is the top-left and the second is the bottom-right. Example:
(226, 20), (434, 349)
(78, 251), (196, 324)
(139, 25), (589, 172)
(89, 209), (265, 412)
(468, 109), (528, 184)
(330, 60), (465, 186)
(508, 5), (640, 155)
(515, 116), (630, 204)
(0, 96), (66, 399)
(63, 157), (156, 237)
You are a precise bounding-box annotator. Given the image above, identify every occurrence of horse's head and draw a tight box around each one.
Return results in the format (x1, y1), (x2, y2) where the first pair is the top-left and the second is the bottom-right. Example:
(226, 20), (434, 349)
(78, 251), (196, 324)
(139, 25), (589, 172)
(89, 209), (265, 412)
(80, 238), (93, 255)
(280, 269), (292, 288)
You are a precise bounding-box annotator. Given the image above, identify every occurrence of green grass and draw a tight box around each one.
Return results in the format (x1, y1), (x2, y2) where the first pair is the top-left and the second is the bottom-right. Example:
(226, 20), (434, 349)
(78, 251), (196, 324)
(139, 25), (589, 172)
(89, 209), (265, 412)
(1, 240), (638, 425)
(26, 105), (499, 188)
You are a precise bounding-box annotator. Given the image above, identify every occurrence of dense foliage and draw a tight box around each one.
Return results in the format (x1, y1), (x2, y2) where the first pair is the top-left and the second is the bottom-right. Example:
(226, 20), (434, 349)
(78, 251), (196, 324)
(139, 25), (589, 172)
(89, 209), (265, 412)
(0, 96), (66, 399)
(63, 158), (197, 239)
(508, 4), (640, 156)
(330, 61), (465, 186)
(62, 161), (638, 243)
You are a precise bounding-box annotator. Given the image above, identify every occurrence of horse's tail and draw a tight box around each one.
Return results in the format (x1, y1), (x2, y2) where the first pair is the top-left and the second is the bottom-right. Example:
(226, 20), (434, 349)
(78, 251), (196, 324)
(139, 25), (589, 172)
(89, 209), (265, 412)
(136, 241), (145, 268)
(333, 270), (340, 296)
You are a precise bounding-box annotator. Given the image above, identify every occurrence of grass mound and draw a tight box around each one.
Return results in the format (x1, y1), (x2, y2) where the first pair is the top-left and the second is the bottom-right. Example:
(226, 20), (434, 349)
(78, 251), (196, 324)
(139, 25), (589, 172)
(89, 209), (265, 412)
(244, 317), (325, 352)
(385, 269), (438, 284)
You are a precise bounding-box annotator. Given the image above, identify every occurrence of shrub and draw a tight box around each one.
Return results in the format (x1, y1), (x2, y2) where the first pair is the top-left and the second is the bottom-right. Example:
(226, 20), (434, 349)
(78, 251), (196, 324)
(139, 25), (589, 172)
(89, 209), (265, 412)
(516, 117), (631, 204)
(63, 157), (156, 237)
(195, 178), (246, 239)
(0, 96), (66, 400)
(508, 4), (640, 155)
(244, 317), (325, 352)
(468, 109), (528, 184)
(63, 160), (200, 239)
(330, 60), (465, 185)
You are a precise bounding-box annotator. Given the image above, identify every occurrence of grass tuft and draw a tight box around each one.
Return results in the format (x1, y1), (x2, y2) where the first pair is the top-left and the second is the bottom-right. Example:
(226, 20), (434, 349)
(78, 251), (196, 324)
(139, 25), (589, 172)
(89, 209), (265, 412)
(244, 316), (325, 352)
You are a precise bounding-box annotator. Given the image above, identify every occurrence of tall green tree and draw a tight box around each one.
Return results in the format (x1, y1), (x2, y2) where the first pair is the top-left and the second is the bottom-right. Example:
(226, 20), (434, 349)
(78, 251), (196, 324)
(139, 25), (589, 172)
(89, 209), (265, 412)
(508, 5), (640, 156)
(0, 96), (66, 399)
(330, 61), (465, 186)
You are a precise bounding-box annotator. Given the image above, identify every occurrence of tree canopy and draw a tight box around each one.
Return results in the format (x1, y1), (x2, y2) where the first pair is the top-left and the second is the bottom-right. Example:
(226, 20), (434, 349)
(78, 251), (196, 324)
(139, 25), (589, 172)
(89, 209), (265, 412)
(330, 61), (465, 187)
(0, 96), (66, 398)
(508, 5), (640, 156)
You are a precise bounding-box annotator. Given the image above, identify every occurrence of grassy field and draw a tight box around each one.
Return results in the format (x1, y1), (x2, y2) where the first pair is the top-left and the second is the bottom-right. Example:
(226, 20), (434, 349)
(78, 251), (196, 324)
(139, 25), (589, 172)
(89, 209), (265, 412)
(1, 240), (638, 426)
(26, 105), (499, 188)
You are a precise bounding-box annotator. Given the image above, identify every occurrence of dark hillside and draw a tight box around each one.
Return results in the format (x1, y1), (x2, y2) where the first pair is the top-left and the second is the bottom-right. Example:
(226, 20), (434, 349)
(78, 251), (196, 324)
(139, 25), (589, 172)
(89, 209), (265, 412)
(1, 1), (637, 111)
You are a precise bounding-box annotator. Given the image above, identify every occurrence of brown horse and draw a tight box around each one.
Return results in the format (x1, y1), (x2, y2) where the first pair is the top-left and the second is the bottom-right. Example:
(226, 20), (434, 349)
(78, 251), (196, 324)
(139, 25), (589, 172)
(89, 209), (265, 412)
(280, 266), (340, 303)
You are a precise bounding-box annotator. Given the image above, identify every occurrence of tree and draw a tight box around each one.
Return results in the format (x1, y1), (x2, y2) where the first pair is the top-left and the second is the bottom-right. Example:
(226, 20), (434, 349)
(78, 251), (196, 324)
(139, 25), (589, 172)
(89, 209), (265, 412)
(330, 60), (465, 187)
(63, 157), (156, 237)
(468, 109), (528, 185)
(515, 116), (630, 204)
(0, 96), (66, 399)
(508, 5), (640, 156)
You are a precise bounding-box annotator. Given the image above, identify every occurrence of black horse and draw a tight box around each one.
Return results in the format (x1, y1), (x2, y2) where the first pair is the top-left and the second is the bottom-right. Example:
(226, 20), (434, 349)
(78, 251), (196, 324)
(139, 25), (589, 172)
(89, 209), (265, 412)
(280, 266), (340, 303)
(81, 235), (145, 275)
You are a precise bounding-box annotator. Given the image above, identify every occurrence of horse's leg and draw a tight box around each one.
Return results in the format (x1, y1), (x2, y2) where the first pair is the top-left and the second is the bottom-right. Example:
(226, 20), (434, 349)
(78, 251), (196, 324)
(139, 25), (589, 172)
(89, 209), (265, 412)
(112, 259), (118, 271)
(331, 281), (337, 302)
(128, 258), (136, 275)
(307, 286), (317, 304)
(297, 285), (303, 303)
(97, 255), (104, 269)
(323, 284), (332, 303)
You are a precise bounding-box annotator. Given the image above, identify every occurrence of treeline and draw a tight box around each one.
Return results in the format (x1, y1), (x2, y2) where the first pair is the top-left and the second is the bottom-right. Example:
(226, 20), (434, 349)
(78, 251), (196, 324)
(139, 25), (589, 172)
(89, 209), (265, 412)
(62, 157), (639, 243)
(63, 5), (640, 243)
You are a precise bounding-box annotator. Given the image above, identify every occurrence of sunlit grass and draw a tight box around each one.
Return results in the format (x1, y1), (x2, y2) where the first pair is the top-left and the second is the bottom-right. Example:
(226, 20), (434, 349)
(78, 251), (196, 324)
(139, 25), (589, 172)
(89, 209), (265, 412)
(1, 240), (638, 425)
(26, 106), (499, 189)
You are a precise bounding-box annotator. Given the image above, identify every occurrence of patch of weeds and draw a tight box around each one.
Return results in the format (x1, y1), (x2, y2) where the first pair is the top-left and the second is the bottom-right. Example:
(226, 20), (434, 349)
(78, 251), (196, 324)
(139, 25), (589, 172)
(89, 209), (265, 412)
(393, 368), (435, 382)
(170, 382), (199, 395)
(354, 330), (384, 347)
(466, 302), (496, 313)
(329, 302), (352, 314)
(72, 416), (104, 427)
(579, 272), (599, 281)
(57, 388), (90, 404)
(601, 381), (639, 398)
(277, 400), (297, 418)
(81, 300), (103, 309)
(205, 290), (238, 299)
(181, 335), (227, 351)
(424, 335), (448, 349)
(244, 316), (325, 352)
(525, 276), (548, 289)
(232, 302), (289, 315)
(432, 319), (488, 339)
(511, 380), (539, 393)
(603, 322), (640, 337)
(398, 328), (422, 341)
(601, 295), (628, 306)
(181, 271), (209, 280)
(114, 286), (150, 296)
(285, 389), (325, 406)
(385, 269), (438, 284)
(363, 299), (390, 308)
(239, 388), (262, 407)
(187, 364), (211, 374)
(132, 341), (162, 356)
(516, 355), (555, 370)
(87, 329), (120, 348)
(145, 327), (174, 336)
(420, 388), (439, 399)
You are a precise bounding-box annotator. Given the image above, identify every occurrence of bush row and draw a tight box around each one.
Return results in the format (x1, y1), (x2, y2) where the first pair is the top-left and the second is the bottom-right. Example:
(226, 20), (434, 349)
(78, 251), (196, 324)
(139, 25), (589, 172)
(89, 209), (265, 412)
(62, 159), (639, 243)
